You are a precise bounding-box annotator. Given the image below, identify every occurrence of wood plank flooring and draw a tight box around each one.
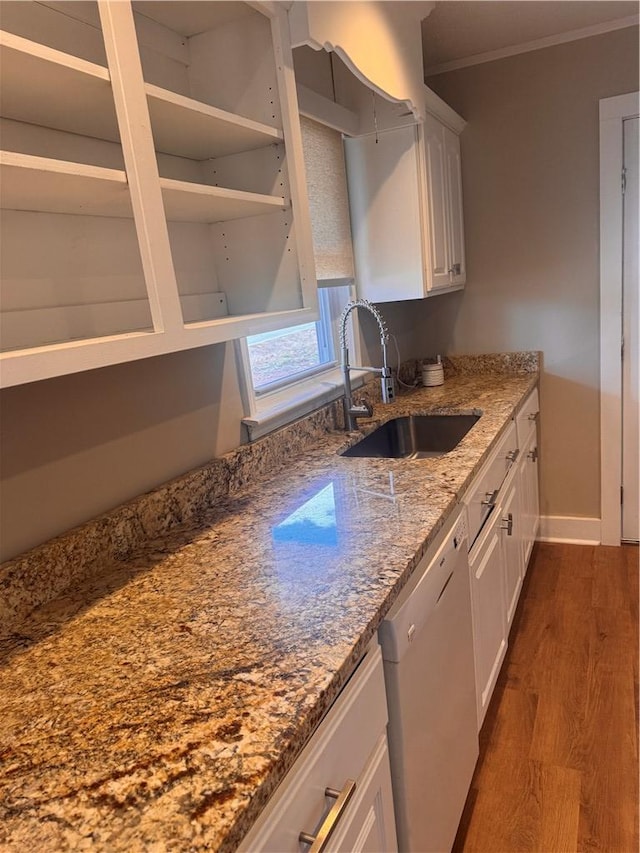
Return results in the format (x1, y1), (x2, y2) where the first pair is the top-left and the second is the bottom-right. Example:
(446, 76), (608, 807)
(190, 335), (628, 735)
(454, 542), (639, 853)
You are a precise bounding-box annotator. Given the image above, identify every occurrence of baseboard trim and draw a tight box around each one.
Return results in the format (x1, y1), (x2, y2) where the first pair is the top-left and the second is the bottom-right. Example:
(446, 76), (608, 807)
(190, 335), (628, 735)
(537, 516), (601, 545)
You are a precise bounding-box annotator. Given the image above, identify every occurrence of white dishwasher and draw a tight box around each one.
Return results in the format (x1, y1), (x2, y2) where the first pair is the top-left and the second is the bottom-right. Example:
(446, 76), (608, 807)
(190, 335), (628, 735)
(378, 508), (478, 853)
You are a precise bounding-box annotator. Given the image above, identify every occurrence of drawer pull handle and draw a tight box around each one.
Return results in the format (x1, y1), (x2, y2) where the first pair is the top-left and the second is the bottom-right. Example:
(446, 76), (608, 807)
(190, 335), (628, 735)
(527, 411), (539, 422)
(528, 446), (539, 462)
(481, 489), (499, 507)
(506, 448), (520, 463)
(299, 779), (357, 852)
(501, 513), (514, 535)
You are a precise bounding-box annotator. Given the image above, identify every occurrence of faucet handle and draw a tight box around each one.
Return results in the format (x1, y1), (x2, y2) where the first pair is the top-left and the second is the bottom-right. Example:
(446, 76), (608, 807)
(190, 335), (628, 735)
(348, 401), (373, 421)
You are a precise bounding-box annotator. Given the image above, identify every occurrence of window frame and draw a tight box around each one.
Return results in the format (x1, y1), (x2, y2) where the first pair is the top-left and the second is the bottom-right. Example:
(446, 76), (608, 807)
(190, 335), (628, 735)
(238, 95), (363, 441)
(247, 288), (339, 398)
(236, 283), (364, 441)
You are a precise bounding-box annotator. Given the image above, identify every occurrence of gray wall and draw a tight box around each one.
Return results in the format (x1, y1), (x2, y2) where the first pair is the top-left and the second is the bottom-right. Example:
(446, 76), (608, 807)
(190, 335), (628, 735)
(0, 344), (244, 560)
(426, 26), (639, 521)
(0, 300), (435, 562)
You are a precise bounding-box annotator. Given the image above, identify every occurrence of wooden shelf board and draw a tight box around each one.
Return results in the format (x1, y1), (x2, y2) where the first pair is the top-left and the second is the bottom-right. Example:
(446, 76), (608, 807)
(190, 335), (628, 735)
(0, 31), (280, 162)
(0, 152), (286, 223)
(0, 307), (315, 388)
(0, 300), (153, 352)
(0, 151), (132, 217)
(0, 31), (120, 142)
(160, 177), (286, 223)
(146, 84), (282, 160)
(0, 292), (228, 351)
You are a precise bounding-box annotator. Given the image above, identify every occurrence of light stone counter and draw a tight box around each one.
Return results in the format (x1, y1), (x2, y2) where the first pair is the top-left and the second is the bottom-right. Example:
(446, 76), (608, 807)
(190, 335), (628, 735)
(0, 355), (539, 851)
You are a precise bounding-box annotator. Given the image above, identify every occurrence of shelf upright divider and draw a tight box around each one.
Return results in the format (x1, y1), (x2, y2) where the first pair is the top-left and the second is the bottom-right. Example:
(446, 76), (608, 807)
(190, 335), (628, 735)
(269, 5), (318, 319)
(97, 0), (184, 340)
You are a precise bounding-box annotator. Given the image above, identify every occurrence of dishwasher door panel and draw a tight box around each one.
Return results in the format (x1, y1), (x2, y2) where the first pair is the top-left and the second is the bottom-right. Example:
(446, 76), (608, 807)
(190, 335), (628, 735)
(380, 521), (478, 853)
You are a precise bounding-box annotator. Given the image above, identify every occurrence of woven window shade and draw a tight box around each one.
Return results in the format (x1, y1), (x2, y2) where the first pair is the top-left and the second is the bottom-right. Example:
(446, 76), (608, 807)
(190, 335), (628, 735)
(300, 116), (355, 284)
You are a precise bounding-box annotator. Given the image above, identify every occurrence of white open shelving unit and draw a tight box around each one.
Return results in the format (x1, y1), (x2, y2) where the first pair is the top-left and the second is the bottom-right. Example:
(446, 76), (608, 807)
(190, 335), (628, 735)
(0, 0), (317, 387)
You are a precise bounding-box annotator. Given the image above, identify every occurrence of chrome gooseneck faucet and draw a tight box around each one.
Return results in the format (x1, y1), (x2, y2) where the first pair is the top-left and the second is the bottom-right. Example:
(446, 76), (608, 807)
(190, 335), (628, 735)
(339, 298), (395, 431)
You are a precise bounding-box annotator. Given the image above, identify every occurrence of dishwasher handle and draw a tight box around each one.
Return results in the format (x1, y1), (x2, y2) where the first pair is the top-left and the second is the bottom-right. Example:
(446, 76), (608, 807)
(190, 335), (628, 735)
(436, 571), (454, 604)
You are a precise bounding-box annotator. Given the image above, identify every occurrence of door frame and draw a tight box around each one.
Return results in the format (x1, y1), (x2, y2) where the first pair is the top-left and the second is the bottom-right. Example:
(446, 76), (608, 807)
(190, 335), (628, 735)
(599, 91), (639, 545)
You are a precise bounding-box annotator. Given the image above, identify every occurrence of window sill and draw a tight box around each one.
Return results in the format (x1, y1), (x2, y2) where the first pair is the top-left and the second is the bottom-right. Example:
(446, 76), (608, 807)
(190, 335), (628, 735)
(242, 368), (367, 441)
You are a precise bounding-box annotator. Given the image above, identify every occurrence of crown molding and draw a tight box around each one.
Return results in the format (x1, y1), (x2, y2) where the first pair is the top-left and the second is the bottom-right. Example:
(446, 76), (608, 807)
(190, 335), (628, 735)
(425, 14), (639, 77)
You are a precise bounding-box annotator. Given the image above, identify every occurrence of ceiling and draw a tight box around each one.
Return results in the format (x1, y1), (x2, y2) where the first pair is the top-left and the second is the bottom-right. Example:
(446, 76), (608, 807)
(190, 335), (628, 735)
(422, 1), (639, 74)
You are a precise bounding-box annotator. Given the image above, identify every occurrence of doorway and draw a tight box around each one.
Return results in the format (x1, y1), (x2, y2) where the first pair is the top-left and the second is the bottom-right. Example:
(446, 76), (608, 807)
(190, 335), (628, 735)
(600, 92), (639, 545)
(622, 117), (638, 542)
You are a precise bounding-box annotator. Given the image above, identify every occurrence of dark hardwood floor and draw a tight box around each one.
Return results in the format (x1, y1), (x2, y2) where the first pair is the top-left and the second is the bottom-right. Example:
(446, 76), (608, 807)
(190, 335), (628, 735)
(454, 542), (639, 853)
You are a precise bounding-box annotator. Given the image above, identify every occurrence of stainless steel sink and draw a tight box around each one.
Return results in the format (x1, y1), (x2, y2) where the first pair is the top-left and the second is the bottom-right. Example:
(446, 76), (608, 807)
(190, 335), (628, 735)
(341, 413), (480, 459)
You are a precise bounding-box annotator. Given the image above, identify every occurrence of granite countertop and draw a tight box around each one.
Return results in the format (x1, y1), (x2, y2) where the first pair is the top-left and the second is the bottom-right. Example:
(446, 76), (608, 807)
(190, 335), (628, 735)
(0, 358), (538, 851)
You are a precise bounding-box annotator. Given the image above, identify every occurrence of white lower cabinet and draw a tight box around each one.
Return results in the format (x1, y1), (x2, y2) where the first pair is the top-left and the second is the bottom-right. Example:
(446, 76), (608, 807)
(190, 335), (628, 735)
(466, 386), (541, 730)
(238, 642), (398, 853)
(468, 505), (508, 729)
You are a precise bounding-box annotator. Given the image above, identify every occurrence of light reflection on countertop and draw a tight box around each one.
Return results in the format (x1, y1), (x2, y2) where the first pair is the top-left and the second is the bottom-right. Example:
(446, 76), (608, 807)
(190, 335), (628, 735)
(273, 482), (339, 547)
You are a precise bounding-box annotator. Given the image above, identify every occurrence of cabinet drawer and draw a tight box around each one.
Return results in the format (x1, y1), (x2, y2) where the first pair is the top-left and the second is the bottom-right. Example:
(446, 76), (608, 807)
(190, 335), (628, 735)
(238, 643), (390, 852)
(516, 388), (539, 446)
(465, 420), (518, 546)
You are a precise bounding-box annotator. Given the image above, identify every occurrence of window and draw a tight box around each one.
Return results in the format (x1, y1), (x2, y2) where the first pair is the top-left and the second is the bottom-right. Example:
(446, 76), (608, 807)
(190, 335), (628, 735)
(246, 285), (350, 395)
(239, 116), (358, 439)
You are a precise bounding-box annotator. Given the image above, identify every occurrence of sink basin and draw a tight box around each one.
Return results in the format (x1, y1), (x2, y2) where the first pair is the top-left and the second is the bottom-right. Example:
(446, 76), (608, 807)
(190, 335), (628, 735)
(341, 413), (480, 459)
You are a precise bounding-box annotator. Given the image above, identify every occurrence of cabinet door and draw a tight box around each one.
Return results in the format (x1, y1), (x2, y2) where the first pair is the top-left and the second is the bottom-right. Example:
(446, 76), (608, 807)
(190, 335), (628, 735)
(500, 478), (524, 629)
(421, 114), (451, 291)
(237, 645), (396, 853)
(344, 126), (426, 302)
(329, 734), (398, 853)
(444, 126), (466, 286)
(469, 511), (508, 730)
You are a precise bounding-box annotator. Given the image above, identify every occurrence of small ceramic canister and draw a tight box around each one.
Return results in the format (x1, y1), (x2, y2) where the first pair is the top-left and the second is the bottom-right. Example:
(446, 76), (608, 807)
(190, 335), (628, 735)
(421, 355), (444, 387)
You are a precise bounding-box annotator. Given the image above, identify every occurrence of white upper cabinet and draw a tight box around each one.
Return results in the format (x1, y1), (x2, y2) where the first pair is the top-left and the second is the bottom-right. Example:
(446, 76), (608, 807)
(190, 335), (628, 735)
(0, 0), (317, 388)
(344, 106), (466, 303)
(289, 1), (466, 303)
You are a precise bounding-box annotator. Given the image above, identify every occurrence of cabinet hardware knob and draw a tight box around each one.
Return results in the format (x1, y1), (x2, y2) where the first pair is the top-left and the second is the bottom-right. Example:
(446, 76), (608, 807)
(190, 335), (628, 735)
(506, 449), (520, 463)
(481, 489), (499, 507)
(448, 262), (462, 275)
(527, 447), (539, 462)
(500, 513), (514, 535)
(527, 411), (539, 422)
(299, 779), (357, 852)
